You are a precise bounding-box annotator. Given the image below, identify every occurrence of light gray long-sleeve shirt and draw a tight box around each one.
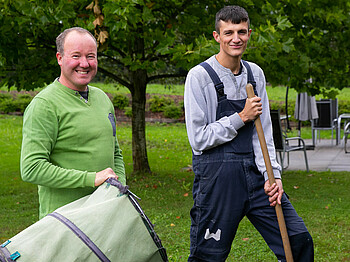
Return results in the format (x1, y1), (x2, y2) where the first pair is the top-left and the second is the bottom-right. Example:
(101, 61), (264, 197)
(184, 55), (282, 180)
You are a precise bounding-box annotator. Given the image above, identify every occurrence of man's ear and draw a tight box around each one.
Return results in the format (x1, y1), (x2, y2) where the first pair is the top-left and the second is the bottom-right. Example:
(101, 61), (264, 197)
(213, 30), (220, 43)
(56, 52), (63, 66)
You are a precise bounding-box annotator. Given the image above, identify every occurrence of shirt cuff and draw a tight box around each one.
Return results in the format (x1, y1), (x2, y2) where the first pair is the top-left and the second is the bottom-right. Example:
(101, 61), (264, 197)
(228, 113), (245, 130)
(263, 169), (282, 181)
(85, 172), (96, 187)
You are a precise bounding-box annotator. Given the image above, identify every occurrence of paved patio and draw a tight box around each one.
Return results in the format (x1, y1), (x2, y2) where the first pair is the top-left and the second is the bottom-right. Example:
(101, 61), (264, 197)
(280, 139), (350, 172)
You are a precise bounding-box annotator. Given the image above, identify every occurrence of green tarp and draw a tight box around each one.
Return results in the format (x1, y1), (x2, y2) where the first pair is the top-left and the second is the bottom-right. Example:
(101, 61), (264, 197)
(0, 179), (167, 262)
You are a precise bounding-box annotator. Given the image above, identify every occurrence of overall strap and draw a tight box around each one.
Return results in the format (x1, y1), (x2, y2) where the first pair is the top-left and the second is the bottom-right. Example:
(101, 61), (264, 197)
(242, 60), (257, 92)
(200, 60), (258, 98)
(199, 62), (225, 98)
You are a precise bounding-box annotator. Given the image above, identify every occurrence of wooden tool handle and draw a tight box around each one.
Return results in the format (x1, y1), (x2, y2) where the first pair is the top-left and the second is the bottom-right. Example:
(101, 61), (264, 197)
(246, 83), (294, 262)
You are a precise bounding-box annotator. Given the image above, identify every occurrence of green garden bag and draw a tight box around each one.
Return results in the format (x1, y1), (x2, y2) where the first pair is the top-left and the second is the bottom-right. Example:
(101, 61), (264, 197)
(0, 178), (168, 262)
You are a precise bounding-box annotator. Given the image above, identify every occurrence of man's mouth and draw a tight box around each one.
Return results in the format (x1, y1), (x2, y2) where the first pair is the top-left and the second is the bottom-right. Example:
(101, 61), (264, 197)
(76, 70), (88, 75)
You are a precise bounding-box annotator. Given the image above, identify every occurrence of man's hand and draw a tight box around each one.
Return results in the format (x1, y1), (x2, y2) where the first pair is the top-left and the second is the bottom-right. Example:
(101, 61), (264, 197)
(264, 179), (284, 207)
(95, 167), (118, 186)
(238, 96), (262, 123)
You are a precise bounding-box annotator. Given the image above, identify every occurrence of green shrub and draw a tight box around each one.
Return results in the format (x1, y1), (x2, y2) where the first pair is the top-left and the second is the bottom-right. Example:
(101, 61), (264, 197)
(15, 94), (33, 114)
(0, 93), (13, 113)
(0, 99), (16, 113)
(163, 104), (183, 119)
(269, 100), (296, 120)
(112, 94), (129, 110)
(269, 100), (282, 111)
(0, 93), (12, 102)
(0, 94), (33, 114)
(124, 107), (132, 118)
(338, 100), (350, 115)
(148, 95), (173, 113)
(179, 100), (184, 110)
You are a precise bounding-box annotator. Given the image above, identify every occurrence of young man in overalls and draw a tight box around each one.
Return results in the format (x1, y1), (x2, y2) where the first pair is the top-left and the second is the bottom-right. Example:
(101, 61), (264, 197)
(184, 5), (314, 262)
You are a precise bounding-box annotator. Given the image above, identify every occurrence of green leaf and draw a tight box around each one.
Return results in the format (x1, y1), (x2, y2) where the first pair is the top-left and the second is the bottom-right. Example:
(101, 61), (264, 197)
(276, 16), (293, 30)
(282, 38), (295, 53)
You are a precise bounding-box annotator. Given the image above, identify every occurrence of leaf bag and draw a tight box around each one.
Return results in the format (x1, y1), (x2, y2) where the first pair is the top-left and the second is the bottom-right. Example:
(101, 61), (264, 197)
(0, 178), (168, 262)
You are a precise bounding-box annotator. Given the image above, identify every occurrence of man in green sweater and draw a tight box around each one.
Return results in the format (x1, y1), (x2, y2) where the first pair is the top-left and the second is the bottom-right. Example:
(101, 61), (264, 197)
(20, 27), (126, 219)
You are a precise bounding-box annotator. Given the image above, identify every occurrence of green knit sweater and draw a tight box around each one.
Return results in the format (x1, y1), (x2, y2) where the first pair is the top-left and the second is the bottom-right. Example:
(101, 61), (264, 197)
(20, 80), (126, 219)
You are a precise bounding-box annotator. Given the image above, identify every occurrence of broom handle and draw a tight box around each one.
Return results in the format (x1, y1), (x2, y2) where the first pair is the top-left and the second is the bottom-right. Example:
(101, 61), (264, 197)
(246, 83), (294, 262)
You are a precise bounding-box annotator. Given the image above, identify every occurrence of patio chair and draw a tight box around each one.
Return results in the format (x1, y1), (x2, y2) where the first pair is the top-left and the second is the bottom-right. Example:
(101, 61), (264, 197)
(311, 99), (338, 145)
(344, 122), (350, 153)
(270, 109), (309, 172)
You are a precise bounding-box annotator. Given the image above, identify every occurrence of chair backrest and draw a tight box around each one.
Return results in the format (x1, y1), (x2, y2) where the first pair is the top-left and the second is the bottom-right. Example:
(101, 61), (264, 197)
(313, 99), (338, 128)
(331, 98), (338, 120)
(270, 109), (284, 150)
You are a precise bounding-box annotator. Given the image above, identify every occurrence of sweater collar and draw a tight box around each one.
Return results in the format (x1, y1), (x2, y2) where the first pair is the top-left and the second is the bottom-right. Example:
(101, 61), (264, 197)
(54, 78), (90, 95)
(210, 55), (247, 77)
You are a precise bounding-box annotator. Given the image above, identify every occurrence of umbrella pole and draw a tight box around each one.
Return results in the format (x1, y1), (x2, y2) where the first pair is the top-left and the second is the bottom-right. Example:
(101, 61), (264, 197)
(297, 93), (301, 146)
(285, 86), (291, 131)
(246, 84), (294, 262)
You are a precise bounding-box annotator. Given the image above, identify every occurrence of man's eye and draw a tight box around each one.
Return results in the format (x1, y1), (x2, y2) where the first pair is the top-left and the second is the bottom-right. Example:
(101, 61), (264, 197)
(72, 55), (80, 58)
(88, 55), (96, 59)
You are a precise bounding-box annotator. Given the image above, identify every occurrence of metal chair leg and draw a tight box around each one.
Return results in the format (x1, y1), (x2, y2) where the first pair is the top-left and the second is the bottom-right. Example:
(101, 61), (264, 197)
(303, 148), (309, 172)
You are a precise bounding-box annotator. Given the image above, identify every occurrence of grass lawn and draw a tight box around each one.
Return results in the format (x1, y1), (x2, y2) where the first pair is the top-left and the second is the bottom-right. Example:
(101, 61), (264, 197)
(90, 82), (350, 102)
(3, 81), (350, 101)
(0, 115), (349, 261)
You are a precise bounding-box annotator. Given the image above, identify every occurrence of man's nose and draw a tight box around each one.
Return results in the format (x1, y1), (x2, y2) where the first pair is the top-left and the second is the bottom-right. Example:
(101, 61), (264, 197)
(232, 32), (240, 42)
(79, 57), (89, 67)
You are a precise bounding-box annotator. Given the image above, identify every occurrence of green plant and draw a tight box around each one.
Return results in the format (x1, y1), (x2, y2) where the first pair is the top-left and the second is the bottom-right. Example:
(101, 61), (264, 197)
(0, 92), (12, 101)
(148, 95), (174, 113)
(269, 99), (296, 120)
(0, 94), (32, 114)
(163, 104), (183, 119)
(14, 94), (33, 114)
(338, 100), (350, 115)
(124, 106), (132, 118)
(179, 100), (184, 110)
(0, 93), (13, 113)
(112, 94), (129, 110)
(0, 98), (15, 113)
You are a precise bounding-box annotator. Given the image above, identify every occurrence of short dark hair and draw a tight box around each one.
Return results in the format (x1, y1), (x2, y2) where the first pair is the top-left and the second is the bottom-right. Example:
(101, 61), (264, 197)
(56, 27), (97, 55)
(215, 6), (250, 33)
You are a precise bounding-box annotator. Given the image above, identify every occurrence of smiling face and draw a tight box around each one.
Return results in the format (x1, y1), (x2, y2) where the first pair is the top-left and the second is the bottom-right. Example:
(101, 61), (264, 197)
(56, 31), (97, 91)
(213, 20), (251, 63)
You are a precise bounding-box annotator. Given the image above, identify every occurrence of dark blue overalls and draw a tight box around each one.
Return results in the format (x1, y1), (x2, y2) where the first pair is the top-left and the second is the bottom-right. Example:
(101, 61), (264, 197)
(188, 61), (313, 262)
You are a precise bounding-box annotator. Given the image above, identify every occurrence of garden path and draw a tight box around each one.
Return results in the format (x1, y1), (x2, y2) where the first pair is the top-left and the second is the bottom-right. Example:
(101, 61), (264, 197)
(283, 139), (350, 172)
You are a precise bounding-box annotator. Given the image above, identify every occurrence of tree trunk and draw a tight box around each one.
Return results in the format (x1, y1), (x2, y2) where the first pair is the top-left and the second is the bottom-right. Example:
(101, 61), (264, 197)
(130, 69), (151, 174)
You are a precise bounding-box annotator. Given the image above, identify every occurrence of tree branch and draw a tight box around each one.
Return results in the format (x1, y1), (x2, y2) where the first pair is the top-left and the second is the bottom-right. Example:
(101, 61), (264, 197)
(98, 53), (125, 67)
(98, 67), (132, 90)
(108, 42), (127, 58)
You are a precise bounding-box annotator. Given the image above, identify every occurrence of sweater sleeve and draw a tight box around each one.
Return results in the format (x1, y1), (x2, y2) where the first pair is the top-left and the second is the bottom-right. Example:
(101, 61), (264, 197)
(20, 98), (96, 189)
(114, 138), (126, 185)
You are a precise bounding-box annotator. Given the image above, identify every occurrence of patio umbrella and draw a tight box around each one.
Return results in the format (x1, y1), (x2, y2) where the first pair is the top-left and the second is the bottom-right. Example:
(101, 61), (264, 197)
(294, 92), (318, 122)
(294, 92), (318, 149)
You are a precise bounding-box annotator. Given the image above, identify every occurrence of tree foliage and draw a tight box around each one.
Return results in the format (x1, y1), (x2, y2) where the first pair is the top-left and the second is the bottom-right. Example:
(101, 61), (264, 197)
(245, 0), (350, 97)
(0, 0), (85, 89)
(0, 0), (349, 173)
